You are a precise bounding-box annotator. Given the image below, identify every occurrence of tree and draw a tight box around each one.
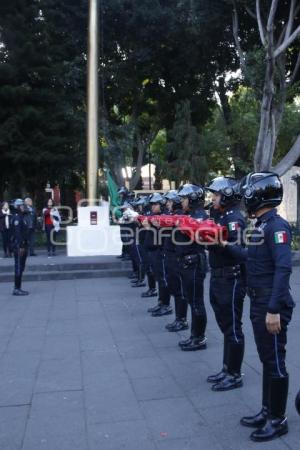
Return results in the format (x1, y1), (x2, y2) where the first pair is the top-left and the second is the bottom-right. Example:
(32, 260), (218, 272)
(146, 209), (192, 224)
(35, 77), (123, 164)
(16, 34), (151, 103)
(164, 100), (208, 185)
(231, 0), (300, 175)
(0, 0), (87, 199)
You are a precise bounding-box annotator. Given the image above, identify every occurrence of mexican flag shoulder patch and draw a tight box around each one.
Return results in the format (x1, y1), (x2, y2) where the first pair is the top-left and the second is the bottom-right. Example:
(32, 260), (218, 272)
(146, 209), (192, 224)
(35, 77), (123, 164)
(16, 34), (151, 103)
(274, 231), (288, 244)
(228, 222), (239, 231)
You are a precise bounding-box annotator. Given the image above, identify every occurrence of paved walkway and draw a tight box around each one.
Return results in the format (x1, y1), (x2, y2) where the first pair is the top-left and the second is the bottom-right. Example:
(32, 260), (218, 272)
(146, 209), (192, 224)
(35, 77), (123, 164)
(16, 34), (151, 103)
(0, 269), (299, 450)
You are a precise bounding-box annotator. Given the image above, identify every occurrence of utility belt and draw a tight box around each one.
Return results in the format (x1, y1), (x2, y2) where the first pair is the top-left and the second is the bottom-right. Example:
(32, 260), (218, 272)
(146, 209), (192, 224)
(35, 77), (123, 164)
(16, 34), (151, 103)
(247, 287), (273, 298)
(178, 252), (206, 270)
(211, 265), (241, 278)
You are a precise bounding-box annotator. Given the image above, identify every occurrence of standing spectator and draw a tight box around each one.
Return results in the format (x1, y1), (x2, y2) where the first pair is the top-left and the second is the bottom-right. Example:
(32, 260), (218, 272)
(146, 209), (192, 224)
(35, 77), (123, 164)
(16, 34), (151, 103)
(11, 199), (29, 295)
(0, 201), (12, 257)
(43, 199), (61, 257)
(24, 197), (37, 256)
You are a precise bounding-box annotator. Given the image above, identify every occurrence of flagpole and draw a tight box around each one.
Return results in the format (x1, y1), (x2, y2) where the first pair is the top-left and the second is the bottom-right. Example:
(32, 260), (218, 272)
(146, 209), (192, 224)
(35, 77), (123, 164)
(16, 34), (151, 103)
(87, 0), (99, 204)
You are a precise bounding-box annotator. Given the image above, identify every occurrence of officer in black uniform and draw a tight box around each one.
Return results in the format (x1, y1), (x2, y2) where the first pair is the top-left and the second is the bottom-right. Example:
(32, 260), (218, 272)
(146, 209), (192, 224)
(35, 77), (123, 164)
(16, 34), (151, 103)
(163, 190), (188, 332)
(136, 196), (157, 298)
(206, 177), (246, 391)
(227, 172), (294, 442)
(10, 199), (29, 296)
(144, 193), (172, 317)
(176, 184), (208, 351)
(117, 186), (131, 261)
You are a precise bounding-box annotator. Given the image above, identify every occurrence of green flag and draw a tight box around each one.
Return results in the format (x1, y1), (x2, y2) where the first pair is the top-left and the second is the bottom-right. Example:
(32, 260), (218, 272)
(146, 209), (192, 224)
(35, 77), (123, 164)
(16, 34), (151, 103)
(106, 169), (122, 219)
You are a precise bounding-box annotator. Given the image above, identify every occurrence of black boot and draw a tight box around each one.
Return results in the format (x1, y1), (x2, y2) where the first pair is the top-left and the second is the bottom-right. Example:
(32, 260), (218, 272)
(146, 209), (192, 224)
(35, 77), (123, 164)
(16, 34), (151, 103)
(295, 390), (300, 415)
(250, 376), (289, 442)
(212, 341), (244, 391)
(142, 288), (157, 298)
(13, 288), (29, 296)
(165, 319), (177, 330)
(151, 305), (173, 317)
(166, 319), (189, 332)
(241, 366), (269, 428)
(147, 302), (162, 313)
(181, 336), (207, 352)
(178, 336), (193, 348)
(132, 280), (146, 288)
(207, 339), (229, 383)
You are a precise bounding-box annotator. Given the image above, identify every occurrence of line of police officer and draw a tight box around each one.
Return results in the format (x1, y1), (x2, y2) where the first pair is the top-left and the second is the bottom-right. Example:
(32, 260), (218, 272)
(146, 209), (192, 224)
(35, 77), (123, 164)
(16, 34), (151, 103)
(117, 171), (297, 442)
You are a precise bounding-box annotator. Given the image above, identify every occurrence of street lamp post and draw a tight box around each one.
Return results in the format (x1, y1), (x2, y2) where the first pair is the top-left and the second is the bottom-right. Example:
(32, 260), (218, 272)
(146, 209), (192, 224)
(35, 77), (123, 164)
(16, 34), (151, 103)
(87, 0), (99, 204)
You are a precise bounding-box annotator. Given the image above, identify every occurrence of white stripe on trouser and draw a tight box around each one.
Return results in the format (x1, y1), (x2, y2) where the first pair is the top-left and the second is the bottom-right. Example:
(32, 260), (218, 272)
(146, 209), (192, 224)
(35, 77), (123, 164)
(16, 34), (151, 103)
(274, 334), (284, 377)
(162, 258), (168, 287)
(136, 245), (142, 263)
(232, 278), (239, 343)
(179, 275), (184, 298)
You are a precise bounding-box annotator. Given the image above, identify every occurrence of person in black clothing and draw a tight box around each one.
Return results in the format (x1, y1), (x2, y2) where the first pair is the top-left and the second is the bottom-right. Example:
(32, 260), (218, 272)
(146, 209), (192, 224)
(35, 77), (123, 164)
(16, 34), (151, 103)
(225, 172), (294, 442)
(205, 176), (246, 392)
(138, 196), (157, 299)
(144, 193), (172, 317)
(163, 190), (188, 332)
(0, 201), (12, 257)
(10, 199), (30, 296)
(176, 184), (208, 351)
(24, 197), (37, 256)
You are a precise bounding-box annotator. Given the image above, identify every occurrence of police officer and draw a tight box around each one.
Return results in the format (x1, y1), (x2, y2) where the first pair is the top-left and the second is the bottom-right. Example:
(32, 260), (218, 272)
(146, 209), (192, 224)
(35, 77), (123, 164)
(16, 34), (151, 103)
(231, 172), (294, 442)
(117, 186), (131, 261)
(176, 184), (208, 351)
(10, 199), (29, 296)
(206, 177), (246, 391)
(144, 193), (172, 317)
(163, 190), (188, 332)
(138, 196), (157, 299)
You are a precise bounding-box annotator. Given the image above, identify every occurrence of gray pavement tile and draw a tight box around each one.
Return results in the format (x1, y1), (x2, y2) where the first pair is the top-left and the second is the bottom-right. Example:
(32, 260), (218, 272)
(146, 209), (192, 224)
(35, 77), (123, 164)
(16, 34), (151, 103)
(132, 376), (183, 401)
(85, 378), (143, 424)
(116, 339), (157, 360)
(0, 405), (29, 450)
(22, 391), (87, 450)
(42, 336), (80, 360)
(35, 357), (82, 393)
(0, 352), (40, 406)
(124, 357), (170, 379)
(155, 433), (224, 450)
(87, 420), (156, 450)
(140, 397), (204, 440)
(46, 319), (79, 336)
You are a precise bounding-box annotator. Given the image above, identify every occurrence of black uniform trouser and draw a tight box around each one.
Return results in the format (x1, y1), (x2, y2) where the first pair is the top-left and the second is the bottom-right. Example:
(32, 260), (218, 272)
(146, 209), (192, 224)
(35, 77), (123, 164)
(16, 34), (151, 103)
(14, 247), (27, 289)
(165, 251), (187, 320)
(210, 275), (245, 374)
(179, 259), (207, 338)
(1, 229), (11, 255)
(148, 249), (170, 306)
(131, 243), (145, 281)
(250, 296), (293, 378)
(139, 245), (155, 289)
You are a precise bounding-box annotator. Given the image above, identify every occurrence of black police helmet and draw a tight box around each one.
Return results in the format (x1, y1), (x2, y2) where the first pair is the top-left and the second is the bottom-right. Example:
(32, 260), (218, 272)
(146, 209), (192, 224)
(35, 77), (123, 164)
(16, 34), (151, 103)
(135, 196), (147, 206)
(149, 192), (166, 205)
(206, 176), (239, 207)
(177, 184), (205, 206)
(242, 172), (283, 214)
(118, 186), (129, 195)
(164, 190), (181, 208)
